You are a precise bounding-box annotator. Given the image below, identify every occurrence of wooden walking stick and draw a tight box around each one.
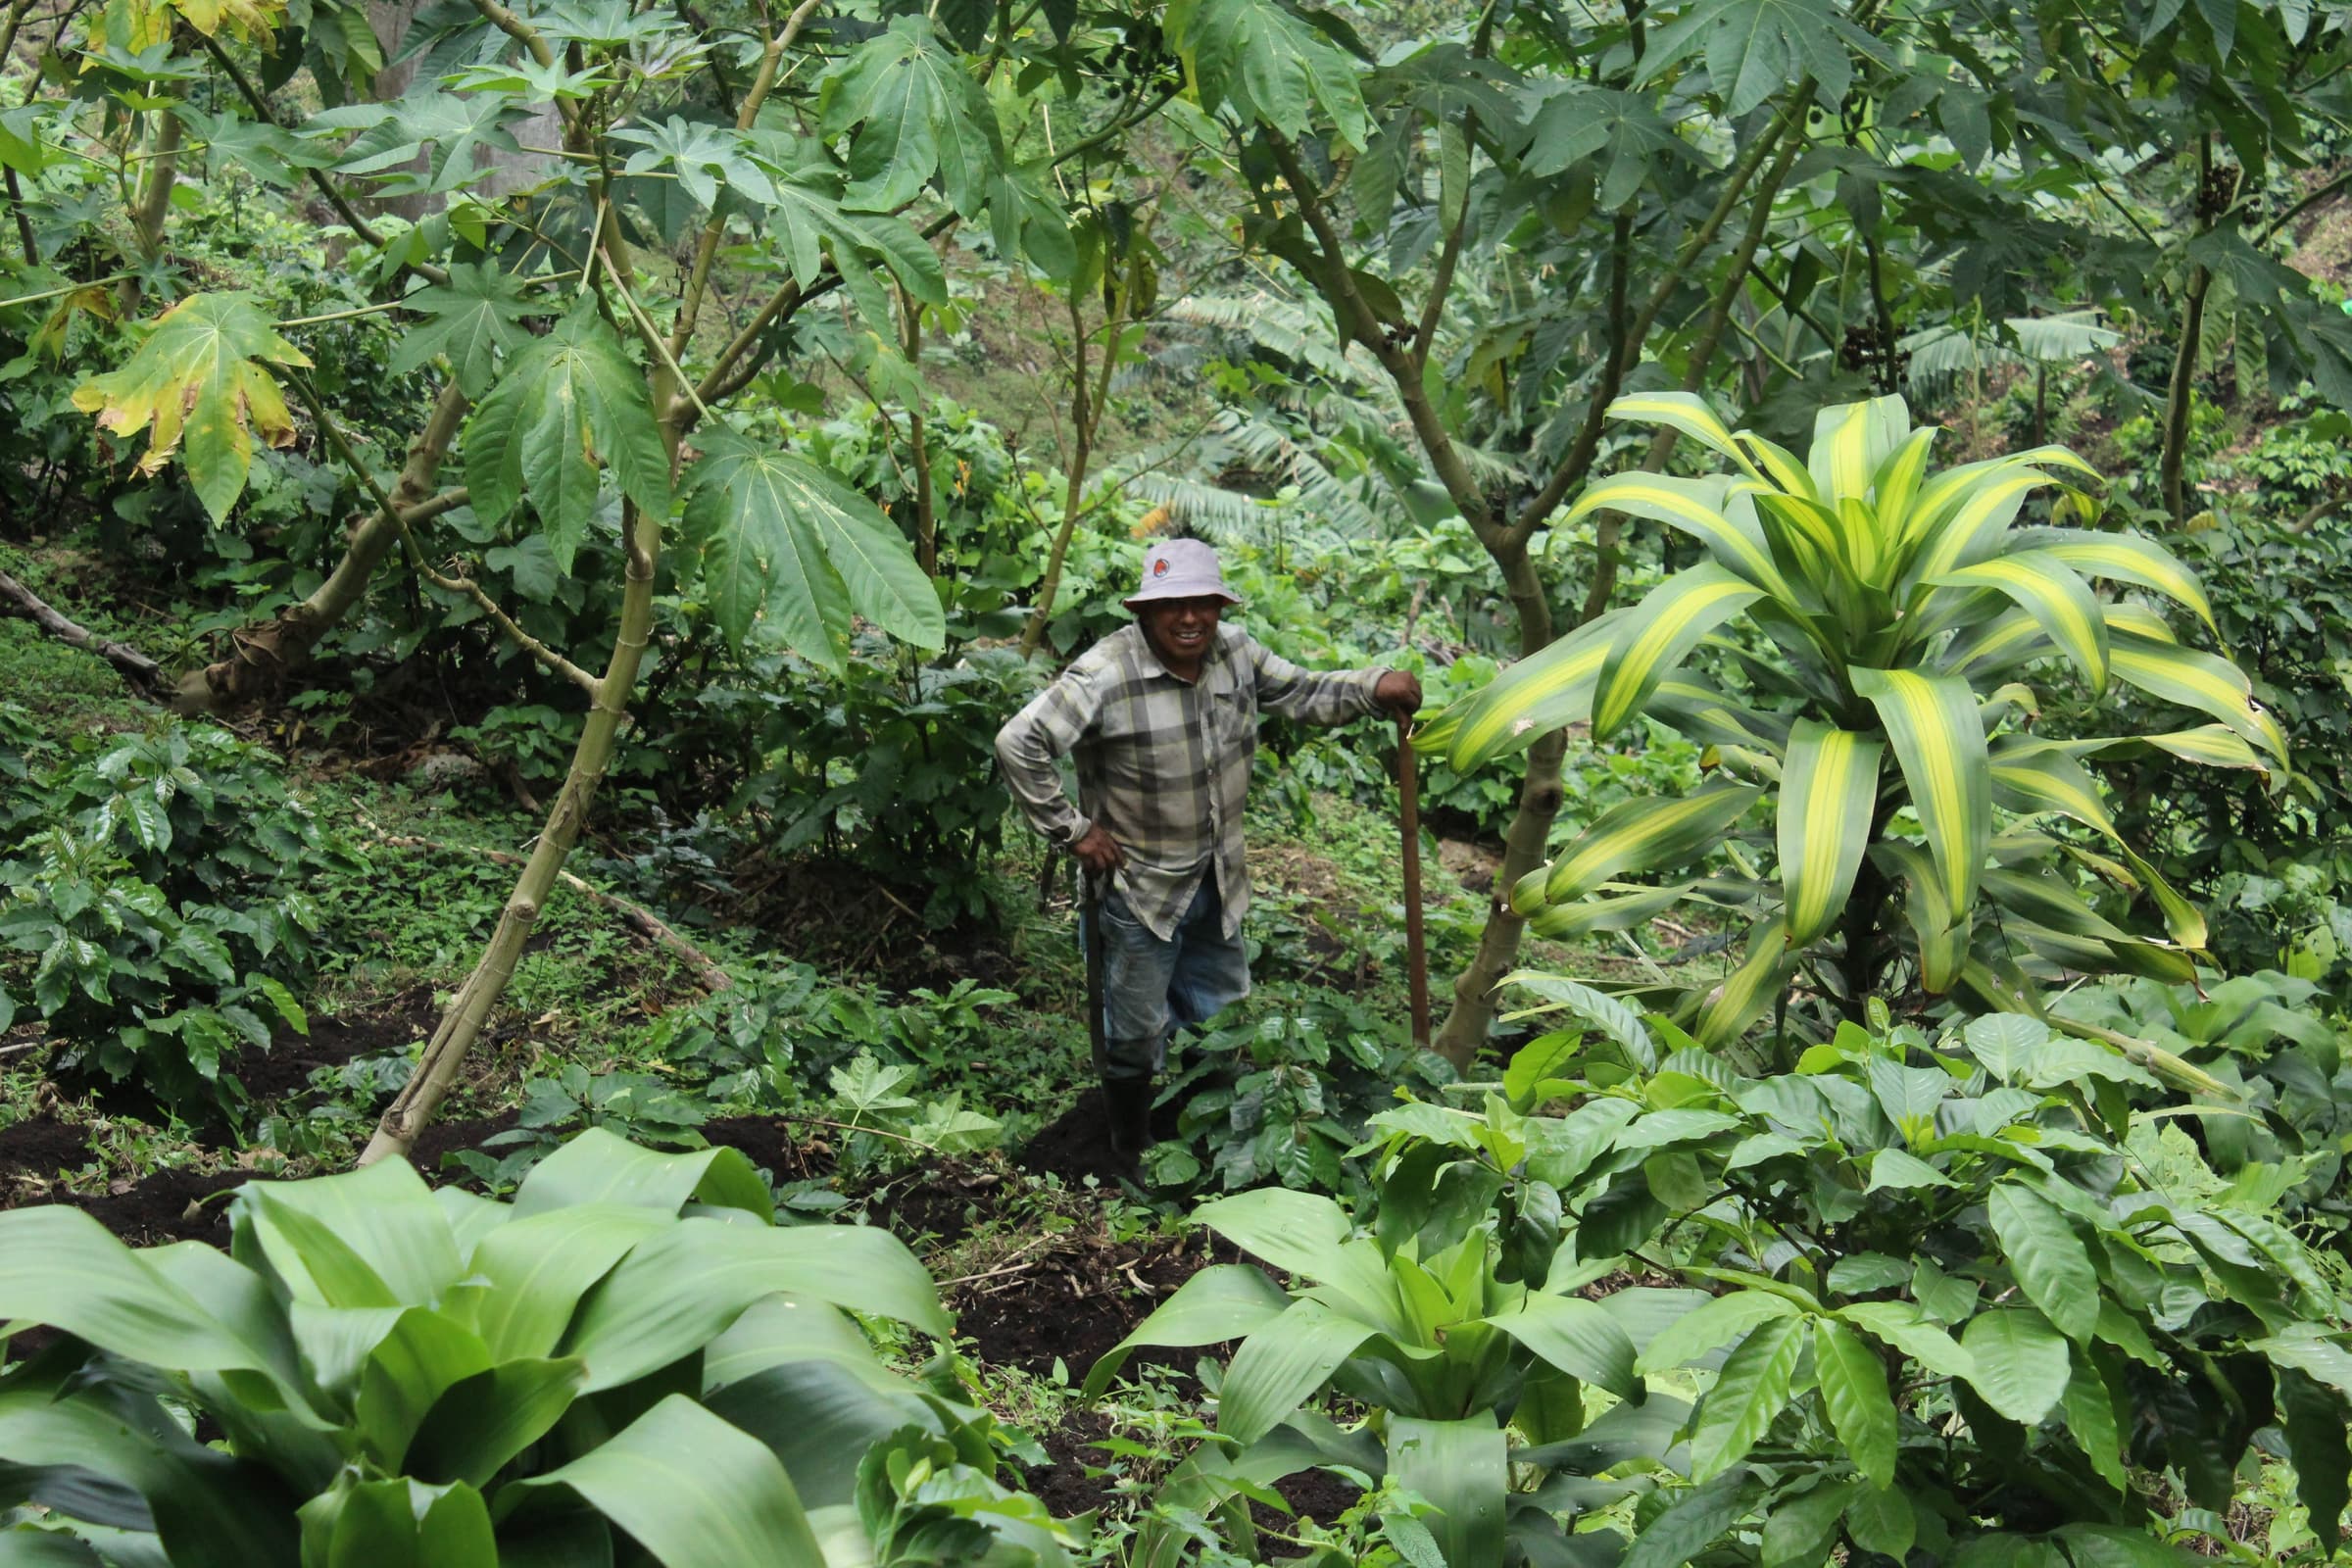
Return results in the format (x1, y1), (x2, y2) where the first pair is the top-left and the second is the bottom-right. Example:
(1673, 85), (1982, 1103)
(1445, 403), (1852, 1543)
(1397, 715), (1431, 1051)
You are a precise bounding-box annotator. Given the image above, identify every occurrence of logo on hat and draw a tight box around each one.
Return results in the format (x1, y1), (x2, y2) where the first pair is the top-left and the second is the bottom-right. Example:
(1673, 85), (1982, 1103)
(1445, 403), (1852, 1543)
(1152, 558), (1170, 576)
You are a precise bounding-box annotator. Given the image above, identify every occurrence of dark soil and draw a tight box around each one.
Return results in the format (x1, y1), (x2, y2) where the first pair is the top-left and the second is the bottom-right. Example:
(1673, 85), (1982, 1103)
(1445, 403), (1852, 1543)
(409, 1109), (522, 1173)
(57, 1167), (247, 1249)
(1024, 1406), (1117, 1517)
(0, 1113), (93, 1182)
(1257, 1467), (1364, 1535)
(1016, 1089), (1134, 1187)
(866, 1158), (1003, 1248)
(231, 988), (439, 1106)
(954, 1235), (1217, 1377)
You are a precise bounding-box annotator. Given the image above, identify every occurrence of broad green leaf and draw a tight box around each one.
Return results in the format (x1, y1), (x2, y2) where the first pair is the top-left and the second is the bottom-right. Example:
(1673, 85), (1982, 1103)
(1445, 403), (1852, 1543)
(1623, 1469), (1761, 1568)
(72, 293), (311, 524)
(1164, 0), (1369, 147)
(1635, 1289), (1799, 1375)
(496, 1395), (825, 1568)
(2062, 1347), (2128, 1493)
(1498, 972), (1658, 1069)
(561, 1219), (949, 1389)
(1082, 1264), (1294, 1397)
(683, 427), (945, 673)
(1694, 915), (1790, 1048)
(514, 1128), (768, 1221)
(1960, 1307), (2070, 1424)
(1521, 84), (1693, 209)
(1195, 1189), (1406, 1336)
(1567, 474), (1797, 603)
(1761, 1479), (1860, 1568)
(404, 1358), (586, 1488)
(296, 1472), (497, 1568)
(1867, 1148), (1955, 1192)
(1838, 1300), (1978, 1382)
(1539, 784), (1763, 906)
(1216, 1299), (1381, 1445)
(1420, 611), (1621, 769)
(1388, 1416), (1505, 1568)
(234, 1158), (461, 1310)
(1777, 721), (1885, 947)
(816, 17), (1001, 215)
(1689, 1315), (1805, 1480)
(1851, 666), (1989, 925)
(464, 309), (670, 571)
(0, 1208), (266, 1373)
(1650, 0), (1853, 116)
(1482, 1292), (1642, 1399)
(1844, 1486), (1915, 1559)
(460, 1205), (667, 1361)
(1812, 1320), (1897, 1488)
(2277, 1367), (2351, 1546)
(1592, 564), (1765, 740)
(388, 263), (550, 398)
(2108, 633), (2289, 763)
(1931, 552), (2109, 694)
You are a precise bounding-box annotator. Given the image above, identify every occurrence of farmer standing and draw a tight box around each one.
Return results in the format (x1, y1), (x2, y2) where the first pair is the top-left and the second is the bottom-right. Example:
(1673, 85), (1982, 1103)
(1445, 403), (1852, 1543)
(995, 539), (1421, 1166)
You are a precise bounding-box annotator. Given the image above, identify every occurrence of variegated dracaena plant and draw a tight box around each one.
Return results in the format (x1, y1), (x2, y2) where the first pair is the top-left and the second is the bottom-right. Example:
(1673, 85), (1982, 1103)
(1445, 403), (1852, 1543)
(1419, 391), (2288, 1049)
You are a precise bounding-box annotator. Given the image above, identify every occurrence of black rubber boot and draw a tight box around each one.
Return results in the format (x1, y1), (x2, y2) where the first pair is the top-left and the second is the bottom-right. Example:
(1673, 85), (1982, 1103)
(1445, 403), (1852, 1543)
(1103, 1077), (1157, 1167)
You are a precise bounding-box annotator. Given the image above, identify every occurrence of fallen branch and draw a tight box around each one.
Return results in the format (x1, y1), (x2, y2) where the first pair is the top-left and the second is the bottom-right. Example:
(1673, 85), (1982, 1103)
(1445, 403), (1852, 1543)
(0, 569), (163, 694)
(374, 832), (733, 994)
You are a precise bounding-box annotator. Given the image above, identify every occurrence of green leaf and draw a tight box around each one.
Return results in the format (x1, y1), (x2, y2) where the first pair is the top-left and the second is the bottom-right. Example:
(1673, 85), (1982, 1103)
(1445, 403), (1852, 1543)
(1387, 1416), (1505, 1568)
(1959, 1307), (2070, 1425)
(1164, 0), (1369, 147)
(495, 1395), (825, 1568)
(514, 1128), (768, 1221)
(388, 264), (551, 399)
(1642, 0), (1851, 117)
(72, 292), (312, 524)
(1843, 1485), (1915, 1559)
(1623, 1468), (1760, 1568)
(1216, 1299), (1381, 1446)
(1482, 1292), (1642, 1400)
(2277, 1367), (2351, 1547)
(2063, 1347), (2128, 1494)
(1689, 1315), (1805, 1480)
(296, 1473), (498, 1568)
(1761, 1479), (1860, 1568)
(1537, 783), (1763, 906)
(1986, 1182), (2099, 1341)
(1930, 552), (2110, 694)
(235, 1157), (462, 1309)
(0, 1208), (270, 1373)
(1635, 1289), (1800, 1375)
(1850, 666), (1989, 926)
(404, 1358), (586, 1489)
(1521, 84), (1692, 209)
(1812, 1320), (1897, 1489)
(1592, 564), (1765, 740)
(1777, 721), (1885, 947)
(1419, 612), (1621, 769)
(2106, 632), (2290, 764)
(1191, 1188), (1405, 1335)
(1695, 915), (1790, 1048)
(816, 16), (1002, 215)
(1082, 1264), (1294, 1397)
(1837, 1300), (1978, 1382)
(682, 427), (944, 672)
(464, 308), (670, 572)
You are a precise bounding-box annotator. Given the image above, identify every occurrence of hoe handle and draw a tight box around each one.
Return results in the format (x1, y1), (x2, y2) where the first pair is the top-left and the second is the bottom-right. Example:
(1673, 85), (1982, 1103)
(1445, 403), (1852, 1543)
(1397, 716), (1431, 1052)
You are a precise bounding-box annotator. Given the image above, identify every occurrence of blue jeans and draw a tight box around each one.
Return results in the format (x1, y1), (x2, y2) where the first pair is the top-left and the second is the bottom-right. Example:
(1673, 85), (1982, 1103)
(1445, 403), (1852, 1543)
(1087, 873), (1250, 1082)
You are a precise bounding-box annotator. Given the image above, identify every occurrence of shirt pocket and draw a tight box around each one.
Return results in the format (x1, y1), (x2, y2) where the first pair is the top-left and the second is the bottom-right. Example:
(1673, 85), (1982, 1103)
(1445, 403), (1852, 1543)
(1210, 685), (1255, 754)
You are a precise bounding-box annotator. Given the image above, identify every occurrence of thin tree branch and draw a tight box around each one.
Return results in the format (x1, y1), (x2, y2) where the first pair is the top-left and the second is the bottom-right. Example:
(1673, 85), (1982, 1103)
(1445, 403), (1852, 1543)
(0, 569), (163, 691)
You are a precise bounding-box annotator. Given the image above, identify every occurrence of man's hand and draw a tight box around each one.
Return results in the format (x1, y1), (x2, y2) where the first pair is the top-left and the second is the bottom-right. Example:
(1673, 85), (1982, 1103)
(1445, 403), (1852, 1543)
(1070, 823), (1126, 877)
(1374, 669), (1423, 717)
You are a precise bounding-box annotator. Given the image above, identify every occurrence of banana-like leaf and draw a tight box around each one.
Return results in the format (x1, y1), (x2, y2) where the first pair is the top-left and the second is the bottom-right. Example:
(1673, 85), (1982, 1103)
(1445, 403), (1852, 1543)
(495, 1395), (825, 1568)
(1419, 612), (1623, 770)
(1482, 1293), (1641, 1398)
(1192, 1189), (1408, 1338)
(1566, 473), (1797, 603)
(513, 1128), (769, 1221)
(234, 1160), (461, 1311)
(2012, 527), (2218, 635)
(459, 1205), (668, 1362)
(1777, 720), (1886, 948)
(1930, 551), (2109, 694)
(1081, 1265), (1294, 1397)
(1851, 666), (1990, 925)
(1695, 916), (1789, 1046)
(1539, 784), (1764, 906)
(2108, 633), (2289, 762)
(1603, 391), (1763, 480)
(1388, 1416), (1506, 1568)
(1216, 1300), (1382, 1446)
(1592, 564), (1765, 740)
(0, 1210), (269, 1374)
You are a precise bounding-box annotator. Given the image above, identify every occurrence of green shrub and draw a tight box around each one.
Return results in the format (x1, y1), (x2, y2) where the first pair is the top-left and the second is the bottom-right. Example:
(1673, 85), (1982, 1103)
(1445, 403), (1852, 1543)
(0, 1130), (1074, 1566)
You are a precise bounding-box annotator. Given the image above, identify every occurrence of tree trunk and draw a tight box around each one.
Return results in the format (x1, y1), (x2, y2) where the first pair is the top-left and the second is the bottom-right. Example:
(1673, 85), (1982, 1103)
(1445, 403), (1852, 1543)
(173, 381), (469, 711)
(2161, 268), (2212, 524)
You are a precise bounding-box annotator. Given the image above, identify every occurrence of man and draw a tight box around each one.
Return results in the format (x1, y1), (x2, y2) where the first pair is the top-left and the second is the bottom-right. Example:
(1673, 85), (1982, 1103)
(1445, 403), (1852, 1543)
(995, 538), (1422, 1164)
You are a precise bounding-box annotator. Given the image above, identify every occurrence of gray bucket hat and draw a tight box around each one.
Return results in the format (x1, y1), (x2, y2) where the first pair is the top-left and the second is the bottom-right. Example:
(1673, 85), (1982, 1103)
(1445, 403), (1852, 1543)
(1122, 539), (1245, 610)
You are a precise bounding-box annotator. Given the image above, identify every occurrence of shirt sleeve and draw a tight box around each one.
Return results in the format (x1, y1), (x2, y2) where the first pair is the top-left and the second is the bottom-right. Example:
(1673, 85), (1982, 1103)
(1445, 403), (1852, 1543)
(995, 667), (1106, 849)
(1247, 635), (1389, 725)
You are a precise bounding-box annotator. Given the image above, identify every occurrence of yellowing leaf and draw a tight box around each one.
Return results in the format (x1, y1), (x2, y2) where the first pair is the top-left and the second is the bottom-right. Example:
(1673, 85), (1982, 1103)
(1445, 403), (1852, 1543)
(72, 292), (312, 524)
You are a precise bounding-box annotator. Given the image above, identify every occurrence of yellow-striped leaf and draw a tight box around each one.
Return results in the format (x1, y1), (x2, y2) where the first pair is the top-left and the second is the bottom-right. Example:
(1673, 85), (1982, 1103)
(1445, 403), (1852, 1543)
(1695, 915), (1789, 1046)
(1591, 564), (1765, 741)
(1851, 666), (1990, 925)
(2119, 843), (2207, 949)
(1736, 429), (1818, 499)
(1939, 608), (2049, 682)
(2101, 601), (2177, 642)
(1527, 882), (1703, 939)
(1603, 391), (1763, 479)
(1651, 676), (1790, 751)
(1777, 720), (1886, 948)
(1421, 611), (1624, 769)
(1874, 841), (1970, 992)
(2016, 529), (2218, 635)
(1931, 552), (2109, 694)
(1870, 425), (1939, 541)
(2048, 726), (2269, 775)
(1901, 466), (2060, 590)
(1807, 395), (1909, 506)
(1982, 868), (2129, 940)
(2109, 632), (2289, 762)
(1542, 784), (1764, 905)
(1988, 745), (2118, 837)
(1566, 473), (1798, 604)
(1838, 496), (1889, 587)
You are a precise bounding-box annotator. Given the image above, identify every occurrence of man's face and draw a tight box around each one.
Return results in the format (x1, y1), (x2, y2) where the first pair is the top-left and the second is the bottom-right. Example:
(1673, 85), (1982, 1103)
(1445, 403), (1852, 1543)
(1138, 596), (1225, 665)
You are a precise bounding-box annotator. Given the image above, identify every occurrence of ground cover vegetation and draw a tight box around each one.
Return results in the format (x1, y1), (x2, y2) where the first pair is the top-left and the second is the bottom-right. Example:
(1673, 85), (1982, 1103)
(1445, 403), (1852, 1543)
(8, 0), (2352, 1558)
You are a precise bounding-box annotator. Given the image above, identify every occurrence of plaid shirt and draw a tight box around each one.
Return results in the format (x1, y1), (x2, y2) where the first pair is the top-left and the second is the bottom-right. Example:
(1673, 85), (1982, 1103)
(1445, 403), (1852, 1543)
(996, 622), (1391, 940)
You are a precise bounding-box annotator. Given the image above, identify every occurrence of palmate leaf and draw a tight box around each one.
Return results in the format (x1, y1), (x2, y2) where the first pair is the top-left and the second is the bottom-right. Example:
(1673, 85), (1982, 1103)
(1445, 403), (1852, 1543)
(72, 293), (312, 524)
(816, 16), (1002, 216)
(1164, 0), (1370, 148)
(464, 308), (671, 572)
(1637, 0), (1853, 115)
(681, 427), (944, 673)
(1520, 84), (1694, 209)
(389, 265), (554, 398)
